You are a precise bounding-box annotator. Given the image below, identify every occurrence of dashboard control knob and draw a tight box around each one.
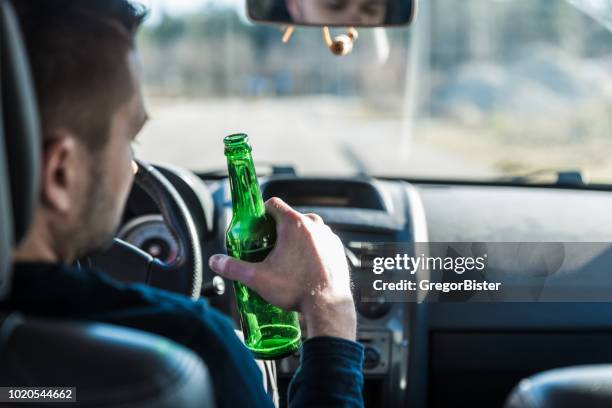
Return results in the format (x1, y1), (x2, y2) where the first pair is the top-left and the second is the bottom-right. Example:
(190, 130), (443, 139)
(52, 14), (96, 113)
(201, 276), (226, 297)
(357, 296), (391, 319)
(363, 346), (381, 370)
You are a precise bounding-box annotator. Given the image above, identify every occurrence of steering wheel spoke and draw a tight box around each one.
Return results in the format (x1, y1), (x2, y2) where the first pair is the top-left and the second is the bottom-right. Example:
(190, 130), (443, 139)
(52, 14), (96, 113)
(84, 159), (204, 300)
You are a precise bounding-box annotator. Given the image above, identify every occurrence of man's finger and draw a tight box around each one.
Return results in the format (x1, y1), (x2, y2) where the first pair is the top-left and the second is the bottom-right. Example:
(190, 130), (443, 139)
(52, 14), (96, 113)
(265, 197), (301, 222)
(209, 254), (258, 286)
(304, 213), (324, 224)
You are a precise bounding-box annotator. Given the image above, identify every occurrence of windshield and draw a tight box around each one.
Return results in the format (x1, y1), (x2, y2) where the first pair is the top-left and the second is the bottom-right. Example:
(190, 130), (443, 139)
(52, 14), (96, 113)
(136, 0), (612, 182)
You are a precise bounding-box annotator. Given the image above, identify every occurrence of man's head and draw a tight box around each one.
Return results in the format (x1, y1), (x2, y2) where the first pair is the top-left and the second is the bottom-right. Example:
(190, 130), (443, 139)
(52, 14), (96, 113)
(286, 0), (387, 26)
(12, 0), (148, 263)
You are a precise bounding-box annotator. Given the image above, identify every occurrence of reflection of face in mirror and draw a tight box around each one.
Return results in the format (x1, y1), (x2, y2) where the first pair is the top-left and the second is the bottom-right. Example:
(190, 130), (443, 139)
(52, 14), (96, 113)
(286, 0), (387, 26)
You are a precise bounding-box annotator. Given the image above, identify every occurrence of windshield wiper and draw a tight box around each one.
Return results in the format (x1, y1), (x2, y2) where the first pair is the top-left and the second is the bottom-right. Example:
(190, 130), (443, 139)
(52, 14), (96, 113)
(499, 169), (587, 186)
(340, 144), (371, 178)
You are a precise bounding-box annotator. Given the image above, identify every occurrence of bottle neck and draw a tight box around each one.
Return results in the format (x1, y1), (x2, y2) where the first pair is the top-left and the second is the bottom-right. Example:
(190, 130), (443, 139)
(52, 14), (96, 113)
(226, 151), (266, 218)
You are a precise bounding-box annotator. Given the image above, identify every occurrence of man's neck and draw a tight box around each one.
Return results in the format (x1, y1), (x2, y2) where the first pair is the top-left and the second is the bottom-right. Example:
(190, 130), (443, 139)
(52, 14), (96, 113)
(12, 215), (62, 264)
(13, 240), (59, 263)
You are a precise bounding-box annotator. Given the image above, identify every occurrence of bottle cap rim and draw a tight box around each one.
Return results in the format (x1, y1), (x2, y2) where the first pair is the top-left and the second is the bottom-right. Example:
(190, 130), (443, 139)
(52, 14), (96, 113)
(224, 133), (252, 155)
(224, 133), (249, 145)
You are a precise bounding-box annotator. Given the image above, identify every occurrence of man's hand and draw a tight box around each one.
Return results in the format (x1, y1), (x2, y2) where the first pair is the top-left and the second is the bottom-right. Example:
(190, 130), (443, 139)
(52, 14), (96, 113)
(209, 197), (356, 341)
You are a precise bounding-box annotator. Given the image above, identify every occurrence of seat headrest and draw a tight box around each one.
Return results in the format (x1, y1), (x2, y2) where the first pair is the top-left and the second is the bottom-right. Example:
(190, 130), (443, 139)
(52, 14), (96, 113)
(0, 0), (42, 300)
(0, 313), (216, 407)
(505, 365), (612, 408)
(1, 0), (41, 245)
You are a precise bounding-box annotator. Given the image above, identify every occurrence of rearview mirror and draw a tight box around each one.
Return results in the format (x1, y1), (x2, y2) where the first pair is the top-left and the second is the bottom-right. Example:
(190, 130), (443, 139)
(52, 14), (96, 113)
(247, 0), (417, 27)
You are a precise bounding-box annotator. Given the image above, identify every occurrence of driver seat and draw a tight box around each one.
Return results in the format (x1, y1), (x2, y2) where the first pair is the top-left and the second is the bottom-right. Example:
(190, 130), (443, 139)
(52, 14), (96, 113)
(0, 1), (214, 406)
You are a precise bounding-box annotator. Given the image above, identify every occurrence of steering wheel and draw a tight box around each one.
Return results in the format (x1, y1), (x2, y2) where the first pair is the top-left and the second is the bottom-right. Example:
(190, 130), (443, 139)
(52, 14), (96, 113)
(83, 159), (203, 300)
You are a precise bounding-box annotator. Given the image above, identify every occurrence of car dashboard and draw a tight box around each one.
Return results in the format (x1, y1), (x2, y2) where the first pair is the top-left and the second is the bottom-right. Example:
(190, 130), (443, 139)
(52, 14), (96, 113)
(119, 164), (612, 408)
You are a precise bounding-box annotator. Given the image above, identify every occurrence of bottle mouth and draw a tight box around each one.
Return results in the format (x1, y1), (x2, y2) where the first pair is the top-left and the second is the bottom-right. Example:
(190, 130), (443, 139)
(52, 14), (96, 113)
(224, 133), (249, 146)
(224, 133), (252, 155)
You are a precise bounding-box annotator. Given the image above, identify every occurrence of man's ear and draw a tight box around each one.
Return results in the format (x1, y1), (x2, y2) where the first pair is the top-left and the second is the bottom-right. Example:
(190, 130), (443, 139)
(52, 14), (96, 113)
(41, 135), (83, 215)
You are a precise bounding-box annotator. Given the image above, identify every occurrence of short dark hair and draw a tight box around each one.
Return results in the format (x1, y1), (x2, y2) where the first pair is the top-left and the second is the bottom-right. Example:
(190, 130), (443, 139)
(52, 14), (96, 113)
(12, 0), (147, 152)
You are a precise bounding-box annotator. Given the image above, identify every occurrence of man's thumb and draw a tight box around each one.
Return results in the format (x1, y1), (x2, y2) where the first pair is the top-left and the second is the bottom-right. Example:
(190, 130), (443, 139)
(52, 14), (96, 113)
(209, 254), (257, 285)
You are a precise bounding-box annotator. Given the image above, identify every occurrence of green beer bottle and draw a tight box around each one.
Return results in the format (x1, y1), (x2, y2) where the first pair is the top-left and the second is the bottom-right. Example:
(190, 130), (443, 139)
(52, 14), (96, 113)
(224, 133), (301, 360)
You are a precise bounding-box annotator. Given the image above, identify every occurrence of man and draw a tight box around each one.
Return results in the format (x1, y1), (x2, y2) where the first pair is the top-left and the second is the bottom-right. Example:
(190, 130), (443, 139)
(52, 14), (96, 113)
(286, 0), (387, 26)
(2, 1), (364, 407)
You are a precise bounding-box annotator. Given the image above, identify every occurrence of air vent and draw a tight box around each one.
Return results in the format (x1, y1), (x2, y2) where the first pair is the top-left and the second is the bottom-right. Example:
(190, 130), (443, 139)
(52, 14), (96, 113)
(262, 178), (387, 210)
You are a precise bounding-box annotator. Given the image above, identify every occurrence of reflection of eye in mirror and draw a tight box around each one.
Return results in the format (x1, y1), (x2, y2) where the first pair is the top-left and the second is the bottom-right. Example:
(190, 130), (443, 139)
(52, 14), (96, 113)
(247, 0), (417, 28)
(287, 0), (387, 26)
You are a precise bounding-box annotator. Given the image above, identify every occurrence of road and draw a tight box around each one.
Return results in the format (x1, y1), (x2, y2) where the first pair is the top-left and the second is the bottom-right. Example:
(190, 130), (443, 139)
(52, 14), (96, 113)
(137, 97), (497, 179)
